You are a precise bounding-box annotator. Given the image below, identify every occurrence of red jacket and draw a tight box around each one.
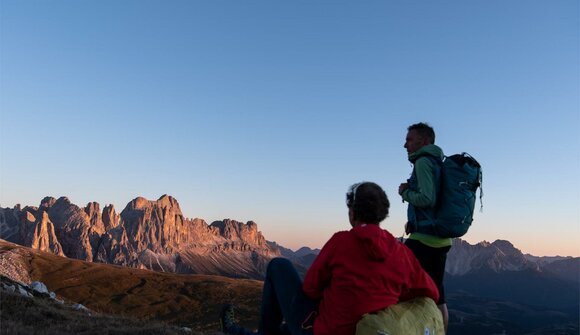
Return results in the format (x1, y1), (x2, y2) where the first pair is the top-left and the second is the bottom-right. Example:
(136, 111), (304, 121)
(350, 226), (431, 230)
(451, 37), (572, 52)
(302, 224), (439, 335)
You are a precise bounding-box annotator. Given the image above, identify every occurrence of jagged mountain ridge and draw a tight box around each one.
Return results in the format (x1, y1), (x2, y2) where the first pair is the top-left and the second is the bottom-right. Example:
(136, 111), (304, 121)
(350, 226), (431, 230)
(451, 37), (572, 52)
(2, 195), (577, 281)
(446, 239), (539, 275)
(446, 239), (579, 279)
(281, 237), (578, 280)
(0, 195), (279, 279)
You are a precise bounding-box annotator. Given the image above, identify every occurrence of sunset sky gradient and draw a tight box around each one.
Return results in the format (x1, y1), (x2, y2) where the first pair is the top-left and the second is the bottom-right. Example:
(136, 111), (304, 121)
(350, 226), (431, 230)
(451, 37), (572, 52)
(1, 0), (578, 256)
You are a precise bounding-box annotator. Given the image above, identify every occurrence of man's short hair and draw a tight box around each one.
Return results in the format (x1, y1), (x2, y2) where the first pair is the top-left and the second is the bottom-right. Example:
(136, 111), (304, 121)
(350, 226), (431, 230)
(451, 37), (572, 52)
(346, 182), (390, 224)
(408, 122), (436, 144)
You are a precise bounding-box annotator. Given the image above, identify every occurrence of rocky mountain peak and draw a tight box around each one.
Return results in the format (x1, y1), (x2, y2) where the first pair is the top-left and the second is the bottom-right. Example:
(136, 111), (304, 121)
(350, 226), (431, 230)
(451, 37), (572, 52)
(40, 197), (56, 210)
(84, 202), (105, 236)
(491, 239), (516, 251)
(295, 246), (321, 258)
(43, 197), (96, 261)
(124, 195), (183, 216)
(25, 211), (64, 256)
(55, 197), (72, 206)
(447, 238), (539, 275)
(209, 219), (267, 248)
(157, 194), (180, 209)
(3, 195), (280, 279)
(84, 202), (100, 216)
(129, 197), (150, 210)
(476, 240), (491, 248)
(102, 205), (119, 230)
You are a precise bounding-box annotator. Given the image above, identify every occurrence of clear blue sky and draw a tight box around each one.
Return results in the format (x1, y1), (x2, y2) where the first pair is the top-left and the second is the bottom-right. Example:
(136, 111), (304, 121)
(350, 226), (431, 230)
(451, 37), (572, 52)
(1, 0), (578, 256)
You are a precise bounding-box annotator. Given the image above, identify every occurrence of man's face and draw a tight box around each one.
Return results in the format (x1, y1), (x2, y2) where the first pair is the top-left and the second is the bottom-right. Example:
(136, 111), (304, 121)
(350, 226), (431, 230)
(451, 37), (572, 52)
(404, 129), (429, 155)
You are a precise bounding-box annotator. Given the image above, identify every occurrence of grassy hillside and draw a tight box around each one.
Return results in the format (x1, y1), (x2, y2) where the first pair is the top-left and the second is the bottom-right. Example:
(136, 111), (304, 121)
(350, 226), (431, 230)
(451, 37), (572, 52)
(0, 240), (263, 332)
(1, 285), (196, 335)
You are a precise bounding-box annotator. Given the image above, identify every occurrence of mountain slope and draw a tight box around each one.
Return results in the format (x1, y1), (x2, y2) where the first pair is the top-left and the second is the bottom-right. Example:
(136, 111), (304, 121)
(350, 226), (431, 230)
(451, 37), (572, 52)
(0, 239), (262, 331)
(1, 275), (191, 335)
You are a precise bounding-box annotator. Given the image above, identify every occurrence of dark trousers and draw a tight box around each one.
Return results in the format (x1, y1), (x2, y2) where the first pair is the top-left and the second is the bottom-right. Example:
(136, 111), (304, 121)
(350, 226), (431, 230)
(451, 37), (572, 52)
(405, 239), (451, 305)
(231, 258), (318, 335)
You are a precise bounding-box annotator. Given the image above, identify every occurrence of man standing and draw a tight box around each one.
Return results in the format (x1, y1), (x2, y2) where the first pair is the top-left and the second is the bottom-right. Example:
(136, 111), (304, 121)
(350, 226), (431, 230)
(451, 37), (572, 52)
(399, 122), (452, 332)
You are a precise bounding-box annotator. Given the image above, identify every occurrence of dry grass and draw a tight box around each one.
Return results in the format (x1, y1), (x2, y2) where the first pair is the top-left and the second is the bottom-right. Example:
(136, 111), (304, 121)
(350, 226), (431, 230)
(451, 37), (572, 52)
(1, 288), (196, 335)
(0, 240), (263, 333)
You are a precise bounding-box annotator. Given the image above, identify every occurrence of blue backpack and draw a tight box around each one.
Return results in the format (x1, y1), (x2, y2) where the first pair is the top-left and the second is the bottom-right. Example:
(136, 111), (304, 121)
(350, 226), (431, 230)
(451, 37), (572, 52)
(432, 153), (483, 238)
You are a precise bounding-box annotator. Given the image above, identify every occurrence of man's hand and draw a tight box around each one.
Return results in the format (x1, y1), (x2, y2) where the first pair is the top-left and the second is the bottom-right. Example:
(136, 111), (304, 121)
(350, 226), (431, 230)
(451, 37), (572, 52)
(399, 183), (409, 195)
(404, 222), (412, 234)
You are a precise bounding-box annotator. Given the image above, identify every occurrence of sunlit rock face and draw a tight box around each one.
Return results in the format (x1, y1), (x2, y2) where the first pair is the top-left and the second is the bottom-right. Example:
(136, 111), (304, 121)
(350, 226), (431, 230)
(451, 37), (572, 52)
(1, 195), (280, 279)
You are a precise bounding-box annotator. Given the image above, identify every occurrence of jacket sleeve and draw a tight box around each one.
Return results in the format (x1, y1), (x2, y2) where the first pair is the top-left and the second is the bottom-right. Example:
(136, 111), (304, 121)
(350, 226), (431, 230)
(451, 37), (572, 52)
(402, 157), (437, 208)
(302, 235), (336, 300)
(399, 250), (440, 302)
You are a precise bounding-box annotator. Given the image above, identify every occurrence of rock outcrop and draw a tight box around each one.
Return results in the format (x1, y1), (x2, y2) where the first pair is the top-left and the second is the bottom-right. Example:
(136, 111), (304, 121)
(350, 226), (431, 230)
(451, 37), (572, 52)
(0, 205), (64, 257)
(23, 211), (64, 256)
(85, 202), (106, 236)
(95, 195), (278, 278)
(0, 239), (33, 284)
(39, 197), (56, 211)
(0, 206), (22, 244)
(46, 197), (97, 261)
(102, 204), (120, 230)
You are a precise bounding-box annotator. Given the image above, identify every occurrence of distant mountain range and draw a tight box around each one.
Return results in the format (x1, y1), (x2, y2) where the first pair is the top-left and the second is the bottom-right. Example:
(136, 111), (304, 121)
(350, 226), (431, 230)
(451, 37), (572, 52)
(282, 237), (579, 280)
(1, 195), (278, 279)
(444, 240), (578, 334)
(1, 194), (578, 334)
(1, 195), (577, 281)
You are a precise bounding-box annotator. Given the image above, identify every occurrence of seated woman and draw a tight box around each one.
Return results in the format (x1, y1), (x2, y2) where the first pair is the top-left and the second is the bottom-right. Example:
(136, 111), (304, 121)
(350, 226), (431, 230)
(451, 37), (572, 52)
(220, 181), (439, 335)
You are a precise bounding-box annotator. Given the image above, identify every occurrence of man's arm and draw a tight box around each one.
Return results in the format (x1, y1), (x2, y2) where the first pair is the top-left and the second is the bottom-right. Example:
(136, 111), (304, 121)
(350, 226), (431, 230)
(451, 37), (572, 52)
(401, 157), (437, 208)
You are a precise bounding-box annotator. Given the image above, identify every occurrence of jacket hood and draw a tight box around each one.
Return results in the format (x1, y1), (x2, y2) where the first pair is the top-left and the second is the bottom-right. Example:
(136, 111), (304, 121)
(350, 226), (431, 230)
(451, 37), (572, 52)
(351, 224), (392, 262)
(408, 144), (444, 163)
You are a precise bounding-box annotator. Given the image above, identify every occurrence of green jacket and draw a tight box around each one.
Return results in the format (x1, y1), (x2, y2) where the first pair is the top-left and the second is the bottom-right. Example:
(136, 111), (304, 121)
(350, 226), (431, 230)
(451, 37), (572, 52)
(402, 145), (452, 248)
